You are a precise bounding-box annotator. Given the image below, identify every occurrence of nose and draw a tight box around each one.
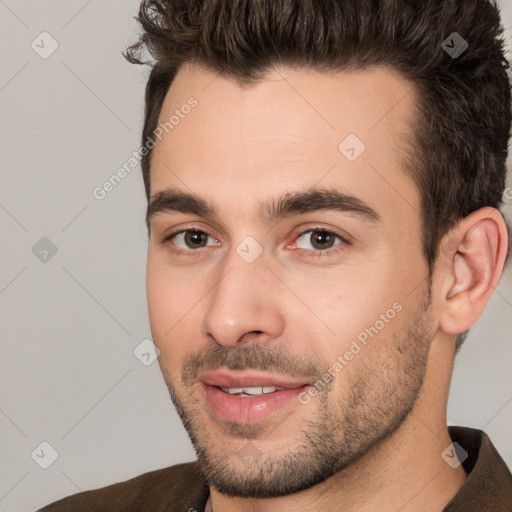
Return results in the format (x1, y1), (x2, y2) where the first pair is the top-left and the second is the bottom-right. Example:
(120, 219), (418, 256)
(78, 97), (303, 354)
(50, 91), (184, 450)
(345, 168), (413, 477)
(200, 246), (285, 348)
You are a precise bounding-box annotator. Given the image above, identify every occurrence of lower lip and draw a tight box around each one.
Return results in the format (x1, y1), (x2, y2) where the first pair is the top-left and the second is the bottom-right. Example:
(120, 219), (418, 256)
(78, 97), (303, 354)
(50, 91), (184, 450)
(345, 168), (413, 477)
(201, 383), (308, 424)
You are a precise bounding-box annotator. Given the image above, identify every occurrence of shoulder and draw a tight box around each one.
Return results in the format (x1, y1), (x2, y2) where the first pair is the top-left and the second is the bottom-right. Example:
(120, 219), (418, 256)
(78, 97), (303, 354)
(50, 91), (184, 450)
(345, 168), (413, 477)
(445, 426), (512, 510)
(36, 461), (209, 512)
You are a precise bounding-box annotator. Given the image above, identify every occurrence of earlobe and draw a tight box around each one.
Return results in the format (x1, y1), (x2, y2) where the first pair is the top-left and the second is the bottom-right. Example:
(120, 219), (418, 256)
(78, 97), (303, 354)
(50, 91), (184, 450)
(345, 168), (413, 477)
(439, 207), (508, 336)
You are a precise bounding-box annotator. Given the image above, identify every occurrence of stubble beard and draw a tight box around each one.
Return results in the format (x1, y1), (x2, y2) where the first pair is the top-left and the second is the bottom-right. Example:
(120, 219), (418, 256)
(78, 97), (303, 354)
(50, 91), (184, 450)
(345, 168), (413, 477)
(162, 296), (434, 498)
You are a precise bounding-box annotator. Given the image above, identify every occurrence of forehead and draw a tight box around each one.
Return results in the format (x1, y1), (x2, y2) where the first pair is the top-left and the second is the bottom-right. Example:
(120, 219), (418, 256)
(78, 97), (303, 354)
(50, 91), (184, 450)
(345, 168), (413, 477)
(150, 63), (420, 229)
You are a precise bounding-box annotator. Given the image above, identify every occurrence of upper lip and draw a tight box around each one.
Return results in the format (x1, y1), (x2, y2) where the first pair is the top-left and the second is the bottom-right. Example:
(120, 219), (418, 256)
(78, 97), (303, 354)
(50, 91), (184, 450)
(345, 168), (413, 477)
(198, 369), (311, 389)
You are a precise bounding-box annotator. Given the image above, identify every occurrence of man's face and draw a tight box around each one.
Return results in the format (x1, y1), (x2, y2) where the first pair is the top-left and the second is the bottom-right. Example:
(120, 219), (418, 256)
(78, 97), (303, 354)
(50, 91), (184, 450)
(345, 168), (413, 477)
(146, 63), (436, 497)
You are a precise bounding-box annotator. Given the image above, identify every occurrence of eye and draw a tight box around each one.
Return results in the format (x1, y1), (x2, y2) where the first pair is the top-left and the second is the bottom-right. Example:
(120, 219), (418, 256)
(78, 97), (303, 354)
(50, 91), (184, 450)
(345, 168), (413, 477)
(160, 226), (350, 258)
(161, 229), (219, 253)
(293, 228), (349, 256)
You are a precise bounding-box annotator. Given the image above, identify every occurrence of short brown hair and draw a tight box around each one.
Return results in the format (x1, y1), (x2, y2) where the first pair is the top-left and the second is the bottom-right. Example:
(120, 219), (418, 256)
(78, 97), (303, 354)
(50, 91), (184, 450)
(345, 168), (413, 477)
(124, 0), (512, 349)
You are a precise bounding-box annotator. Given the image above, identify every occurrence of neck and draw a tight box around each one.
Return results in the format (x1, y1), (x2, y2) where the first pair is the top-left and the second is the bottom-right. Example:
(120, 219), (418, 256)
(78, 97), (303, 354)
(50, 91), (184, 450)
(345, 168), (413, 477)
(208, 338), (466, 512)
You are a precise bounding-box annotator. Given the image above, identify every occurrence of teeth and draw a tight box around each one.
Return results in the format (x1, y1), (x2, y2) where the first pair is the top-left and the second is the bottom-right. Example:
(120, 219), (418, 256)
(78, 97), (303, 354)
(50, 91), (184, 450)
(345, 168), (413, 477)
(220, 386), (278, 395)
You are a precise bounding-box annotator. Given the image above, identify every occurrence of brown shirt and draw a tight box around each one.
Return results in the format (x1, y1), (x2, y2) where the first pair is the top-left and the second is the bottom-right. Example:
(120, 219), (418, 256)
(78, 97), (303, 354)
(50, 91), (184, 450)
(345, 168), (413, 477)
(37, 426), (512, 511)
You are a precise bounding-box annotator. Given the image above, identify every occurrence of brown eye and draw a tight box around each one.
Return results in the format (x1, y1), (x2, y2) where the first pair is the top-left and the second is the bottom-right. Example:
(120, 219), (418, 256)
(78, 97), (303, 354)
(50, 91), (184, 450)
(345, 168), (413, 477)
(183, 230), (208, 248)
(310, 230), (336, 250)
(162, 229), (218, 252)
(295, 228), (343, 252)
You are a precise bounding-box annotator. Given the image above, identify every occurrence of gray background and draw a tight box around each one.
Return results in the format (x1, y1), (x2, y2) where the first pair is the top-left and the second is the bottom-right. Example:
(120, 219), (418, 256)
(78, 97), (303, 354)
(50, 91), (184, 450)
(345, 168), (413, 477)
(0, 1), (511, 510)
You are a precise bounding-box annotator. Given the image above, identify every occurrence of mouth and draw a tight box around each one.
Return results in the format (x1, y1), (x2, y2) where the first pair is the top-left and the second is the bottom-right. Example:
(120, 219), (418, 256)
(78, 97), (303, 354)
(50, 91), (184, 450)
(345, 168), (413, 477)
(218, 385), (289, 397)
(198, 369), (312, 424)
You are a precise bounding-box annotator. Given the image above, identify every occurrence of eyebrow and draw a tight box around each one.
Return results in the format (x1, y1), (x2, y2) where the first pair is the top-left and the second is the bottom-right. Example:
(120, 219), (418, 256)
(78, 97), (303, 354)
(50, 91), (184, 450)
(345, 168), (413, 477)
(146, 187), (381, 230)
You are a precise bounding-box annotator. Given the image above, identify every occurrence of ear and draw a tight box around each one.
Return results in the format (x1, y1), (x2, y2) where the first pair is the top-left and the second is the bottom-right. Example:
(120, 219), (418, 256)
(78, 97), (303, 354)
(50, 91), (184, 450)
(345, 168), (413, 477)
(438, 207), (509, 336)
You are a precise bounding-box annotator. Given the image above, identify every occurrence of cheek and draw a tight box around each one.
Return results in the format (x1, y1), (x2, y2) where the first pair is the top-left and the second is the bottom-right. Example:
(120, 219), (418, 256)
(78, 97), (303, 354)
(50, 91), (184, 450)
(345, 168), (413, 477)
(147, 257), (185, 347)
(316, 269), (407, 356)
(146, 257), (170, 333)
(146, 255), (207, 367)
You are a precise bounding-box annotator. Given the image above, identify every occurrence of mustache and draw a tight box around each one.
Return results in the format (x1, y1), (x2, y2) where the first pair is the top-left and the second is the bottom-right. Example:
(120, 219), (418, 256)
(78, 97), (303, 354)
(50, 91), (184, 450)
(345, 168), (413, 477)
(181, 343), (324, 387)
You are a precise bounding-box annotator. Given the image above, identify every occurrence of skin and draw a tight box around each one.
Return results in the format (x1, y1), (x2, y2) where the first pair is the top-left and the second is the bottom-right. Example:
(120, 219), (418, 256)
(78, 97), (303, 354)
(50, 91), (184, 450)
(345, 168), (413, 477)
(146, 63), (508, 512)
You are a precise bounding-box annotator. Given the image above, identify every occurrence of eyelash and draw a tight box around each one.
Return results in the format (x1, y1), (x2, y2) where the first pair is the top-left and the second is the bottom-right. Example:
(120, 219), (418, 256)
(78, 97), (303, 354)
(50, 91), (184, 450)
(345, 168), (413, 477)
(159, 227), (350, 259)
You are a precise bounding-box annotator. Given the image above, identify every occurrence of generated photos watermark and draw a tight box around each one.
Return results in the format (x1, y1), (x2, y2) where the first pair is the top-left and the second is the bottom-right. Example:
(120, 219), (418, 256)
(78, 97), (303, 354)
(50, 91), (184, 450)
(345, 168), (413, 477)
(92, 97), (198, 200)
(299, 301), (403, 404)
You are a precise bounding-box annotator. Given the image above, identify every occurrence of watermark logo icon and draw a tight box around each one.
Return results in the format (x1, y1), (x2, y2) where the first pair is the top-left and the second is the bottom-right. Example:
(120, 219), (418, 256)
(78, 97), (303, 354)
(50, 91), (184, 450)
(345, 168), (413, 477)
(31, 441), (59, 469)
(236, 236), (263, 264)
(442, 442), (468, 469)
(441, 33), (468, 59)
(338, 134), (366, 161)
(31, 32), (59, 59)
(134, 338), (160, 366)
(32, 237), (58, 263)
(236, 441), (262, 466)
